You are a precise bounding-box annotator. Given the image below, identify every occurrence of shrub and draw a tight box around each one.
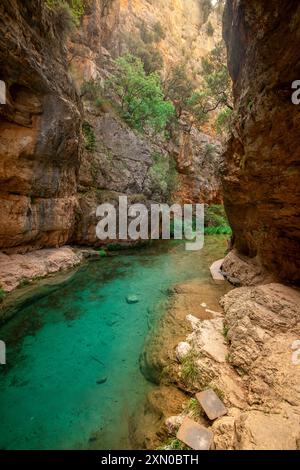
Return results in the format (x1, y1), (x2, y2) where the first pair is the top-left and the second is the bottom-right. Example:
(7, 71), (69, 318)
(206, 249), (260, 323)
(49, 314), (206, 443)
(204, 204), (232, 235)
(0, 287), (6, 302)
(46, 0), (85, 26)
(184, 398), (202, 418)
(125, 35), (164, 73)
(109, 54), (174, 134)
(80, 79), (102, 100)
(181, 352), (199, 385)
(149, 153), (179, 199)
(202, 0), (213, 22)
(98, 249), (107, 257)
(46, 1), (74, 39)
(215, 107), (233, 136)
(139, 21), (155, 44)
(71, 0), (85, 25)
(153, 21), (166, 41)
(204, 142), (218, 158)
(157, 438), (189, 451)
(139, 20), (166, 44)
(206, 21), (214, 36)
(82, 122), (96, 152)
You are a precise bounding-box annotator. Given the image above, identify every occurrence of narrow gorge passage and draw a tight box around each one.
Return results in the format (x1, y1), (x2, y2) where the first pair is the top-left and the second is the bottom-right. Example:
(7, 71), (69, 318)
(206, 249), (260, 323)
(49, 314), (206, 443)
(0, 238), (228, 450)
(0, 0), (300, 455)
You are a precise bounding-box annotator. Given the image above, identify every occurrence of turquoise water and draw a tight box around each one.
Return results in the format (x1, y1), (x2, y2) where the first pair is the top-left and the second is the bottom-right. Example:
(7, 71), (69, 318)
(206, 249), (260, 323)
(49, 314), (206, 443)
(0, 238), (228, 450)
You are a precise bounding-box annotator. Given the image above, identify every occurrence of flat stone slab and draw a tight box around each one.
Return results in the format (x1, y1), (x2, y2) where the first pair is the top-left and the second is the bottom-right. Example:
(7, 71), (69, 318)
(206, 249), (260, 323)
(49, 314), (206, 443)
(176, 417), (213, 450)
(210, 259), (225, 283)
(196, 389), (227, 421)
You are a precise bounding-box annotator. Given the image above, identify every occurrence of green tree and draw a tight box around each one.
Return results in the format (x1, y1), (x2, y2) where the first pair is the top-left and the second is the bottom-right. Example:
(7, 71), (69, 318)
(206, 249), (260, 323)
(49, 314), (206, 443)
(125, 34), (164, 74)
(164, 63), (194, 117)
(201, 41), (233, 133)
(201, 41), (232, 112)
(153, 21), (166, 41)
(46, 0), (85, 29)
(165, 41), (232, 133)
(109, 54), (175, 134)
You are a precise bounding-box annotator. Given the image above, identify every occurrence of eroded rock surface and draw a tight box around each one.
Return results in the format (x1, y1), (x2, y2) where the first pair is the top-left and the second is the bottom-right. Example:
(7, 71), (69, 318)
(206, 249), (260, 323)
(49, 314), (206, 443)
(0, 0), (82, 253)
(0, 247), (82, 293)
(150, 277), (300, 450)
(222, 0), (300, 284)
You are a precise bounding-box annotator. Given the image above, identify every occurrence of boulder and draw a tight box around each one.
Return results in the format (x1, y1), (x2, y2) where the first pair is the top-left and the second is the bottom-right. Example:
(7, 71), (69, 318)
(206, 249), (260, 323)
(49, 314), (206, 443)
(175, 342), (192, 362)
(126, 295), (139, 304)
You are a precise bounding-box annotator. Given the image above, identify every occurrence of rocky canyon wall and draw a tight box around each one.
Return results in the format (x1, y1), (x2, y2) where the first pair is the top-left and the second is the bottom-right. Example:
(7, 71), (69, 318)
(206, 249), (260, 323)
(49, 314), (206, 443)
(69, 0), (225, 245)
(0, 0), (82, 254)
(222, 0), (300, 284)
(0, 0), (224, 255)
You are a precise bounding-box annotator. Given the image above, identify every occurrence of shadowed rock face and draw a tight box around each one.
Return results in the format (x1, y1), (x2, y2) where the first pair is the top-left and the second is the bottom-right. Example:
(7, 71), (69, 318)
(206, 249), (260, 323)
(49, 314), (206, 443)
(222, 0), (300, 284)
(0, 0), (82, 253)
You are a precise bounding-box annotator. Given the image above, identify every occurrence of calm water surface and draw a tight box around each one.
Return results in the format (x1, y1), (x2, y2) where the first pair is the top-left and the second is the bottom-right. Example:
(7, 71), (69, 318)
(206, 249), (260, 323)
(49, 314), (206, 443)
(0, 238), (228, 449)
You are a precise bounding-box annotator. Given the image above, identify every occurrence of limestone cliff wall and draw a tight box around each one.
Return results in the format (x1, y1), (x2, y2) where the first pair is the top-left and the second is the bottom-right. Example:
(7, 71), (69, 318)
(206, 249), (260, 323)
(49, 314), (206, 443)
(222, 0), (300, 284)
(70, 0), (224, 237)
(115, 0), (223, 79)
(0, 0), (224, 254)
(0, 0), (82, 253)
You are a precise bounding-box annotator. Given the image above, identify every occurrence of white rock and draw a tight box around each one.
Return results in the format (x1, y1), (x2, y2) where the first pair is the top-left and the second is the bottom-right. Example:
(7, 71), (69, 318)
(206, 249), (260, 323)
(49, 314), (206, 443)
(176, 342), (192, 362)
(165, 415), (184, 434)
(186, 314), (200, 330)
(190, 317), (227, 363)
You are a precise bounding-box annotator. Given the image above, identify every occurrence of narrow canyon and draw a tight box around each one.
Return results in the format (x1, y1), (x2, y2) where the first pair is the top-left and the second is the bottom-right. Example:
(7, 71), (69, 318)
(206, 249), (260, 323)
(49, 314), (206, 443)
(0, 0), (299, 452)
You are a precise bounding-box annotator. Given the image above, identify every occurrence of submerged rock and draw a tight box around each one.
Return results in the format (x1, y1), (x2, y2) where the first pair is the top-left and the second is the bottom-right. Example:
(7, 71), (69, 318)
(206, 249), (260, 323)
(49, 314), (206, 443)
(96, 377), (108, 385)
(126, 295), (139, 305)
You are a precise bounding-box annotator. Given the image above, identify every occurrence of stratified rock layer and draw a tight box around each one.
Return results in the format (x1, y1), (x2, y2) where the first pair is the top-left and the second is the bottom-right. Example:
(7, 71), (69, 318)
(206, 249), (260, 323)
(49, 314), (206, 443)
(222, 0), (300, 283)
(0, 0), (82, 253)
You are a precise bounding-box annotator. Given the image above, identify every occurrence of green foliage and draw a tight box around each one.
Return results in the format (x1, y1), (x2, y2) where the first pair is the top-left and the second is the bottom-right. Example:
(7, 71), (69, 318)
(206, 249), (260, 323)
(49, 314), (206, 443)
(82, 122), (96, 152)
(46, 0), (74, 38)
(0, 287), (6, 302)
(205, 204), (232, 235)
(206, 21), (214, 36)
(201, 41), (232, 112)
(215, 107), (232, 135)
(165, 41), (232, 132)
(211, 384), (225, 402)
(202, 0), (213, 22)
(184, 398), (202, 419)
(98, 249), (107, 257)
(153, 21), (166, 41)
(46, 0), (85, 32)
(71, 0), (85, 25)
(206, 21), (215, 37)
(109, 54), (175, 134)
(181, 352), (198, 385)
(204, 142), (218, 158)
(158, 438), (189, 451)
(95, 97), (105, 108)
(204, 226), (232, 235)
(164, 63), (194, 118)
(125, 35), (164, 73)
(149, 153), (179, 198)
(139, 20), (166, 44)
(80, 79), (102, 100)
(223, 324), (230, 343)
